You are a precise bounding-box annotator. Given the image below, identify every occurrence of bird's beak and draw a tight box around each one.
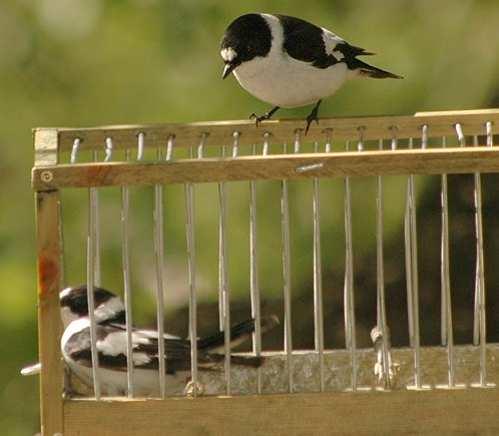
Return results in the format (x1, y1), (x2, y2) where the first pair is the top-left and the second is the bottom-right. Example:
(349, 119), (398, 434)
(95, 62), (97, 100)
(222, 63), (236, 79)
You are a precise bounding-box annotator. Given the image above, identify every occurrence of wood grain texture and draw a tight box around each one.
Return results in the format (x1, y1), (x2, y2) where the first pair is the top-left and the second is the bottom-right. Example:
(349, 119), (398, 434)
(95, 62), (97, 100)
(64, 388), (499, 436)
(33, 147), (499, 190)
(34, 128), (59, 166)
(35, 129), (64, 435)
(46, 109), (499, 152)
(36, 191), (64, 436)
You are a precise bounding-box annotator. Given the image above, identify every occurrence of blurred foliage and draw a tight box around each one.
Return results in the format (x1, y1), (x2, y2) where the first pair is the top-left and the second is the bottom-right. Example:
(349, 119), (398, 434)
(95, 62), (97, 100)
(0, 0), (498, 434)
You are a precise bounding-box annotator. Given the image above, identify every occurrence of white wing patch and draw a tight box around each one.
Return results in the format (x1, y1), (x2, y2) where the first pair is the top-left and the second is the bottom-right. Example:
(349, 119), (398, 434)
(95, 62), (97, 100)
(133, 352), (152, 366)
(321, 28), (345, 59)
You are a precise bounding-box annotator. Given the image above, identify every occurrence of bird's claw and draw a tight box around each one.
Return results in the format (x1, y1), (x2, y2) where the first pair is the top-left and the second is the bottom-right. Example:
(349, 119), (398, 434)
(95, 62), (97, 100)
(184, 380), (204, 397)
(249, 112), (269, 127)
(305, 114), (320, 135)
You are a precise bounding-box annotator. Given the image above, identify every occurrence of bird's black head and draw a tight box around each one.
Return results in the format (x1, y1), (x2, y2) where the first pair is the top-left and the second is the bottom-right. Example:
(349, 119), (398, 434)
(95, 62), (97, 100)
(220, 13), (272, 79)
(60, 285), (124, 326)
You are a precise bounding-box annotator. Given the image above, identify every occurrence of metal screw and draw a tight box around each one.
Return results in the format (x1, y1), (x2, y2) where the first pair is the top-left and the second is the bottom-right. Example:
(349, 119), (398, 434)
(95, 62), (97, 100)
(40, 171), (53, 183)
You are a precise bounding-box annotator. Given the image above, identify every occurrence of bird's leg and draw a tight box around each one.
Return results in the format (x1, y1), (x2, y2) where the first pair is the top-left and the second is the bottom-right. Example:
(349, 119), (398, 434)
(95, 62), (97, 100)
(250, 106), (280, 126)
(305, 100), (322, 134)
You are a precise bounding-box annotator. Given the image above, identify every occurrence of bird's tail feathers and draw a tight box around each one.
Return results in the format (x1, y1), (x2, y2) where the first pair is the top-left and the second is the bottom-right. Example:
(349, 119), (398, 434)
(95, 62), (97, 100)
(354, 59), (403, 79)
(197, 315), (279, 351)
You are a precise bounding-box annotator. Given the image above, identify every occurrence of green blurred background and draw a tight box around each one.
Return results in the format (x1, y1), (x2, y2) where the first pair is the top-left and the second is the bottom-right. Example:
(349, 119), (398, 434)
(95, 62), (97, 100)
(1, 1), (498, 434)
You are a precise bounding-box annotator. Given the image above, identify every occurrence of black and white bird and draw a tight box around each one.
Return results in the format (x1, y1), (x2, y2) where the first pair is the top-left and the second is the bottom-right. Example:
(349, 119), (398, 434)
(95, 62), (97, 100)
(221, 13), (402, 132)
(58, 285), (278, 396)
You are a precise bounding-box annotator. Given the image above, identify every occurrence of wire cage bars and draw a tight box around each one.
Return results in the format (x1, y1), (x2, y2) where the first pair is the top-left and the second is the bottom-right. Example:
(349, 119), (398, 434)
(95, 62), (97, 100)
(33, 109), (499, 436)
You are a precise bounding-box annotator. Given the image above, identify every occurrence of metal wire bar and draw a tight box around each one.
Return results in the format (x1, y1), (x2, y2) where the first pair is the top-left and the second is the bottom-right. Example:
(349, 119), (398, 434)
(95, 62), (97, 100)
(324, 129), (333, 153)
(376, 138), (391, 389)
(184, 145), (198, 396)
(87, 187), (101, 399)
(312, 140), (325, 392)
(70, 138), (80, 164)
(281, 140), (294, 393)
(166, 135), (174, 162)
(472, 133), (488, 386)
(92, 150), (101, 287)
(232, 131), (240, 158)
(218, 142), (231, 395)
(440, 136), (455, 387)
(121, 145), (135, 398)
(249, 140), (263, 393)
(218, 144), (226, 333)
(405, 137), (422, 389)
(153, 137), (168, 398)
(262, 132), (270, 156)
(486, 121), (493, 147)
(344, 139), (357, 391)
(137, 132), (145, 161)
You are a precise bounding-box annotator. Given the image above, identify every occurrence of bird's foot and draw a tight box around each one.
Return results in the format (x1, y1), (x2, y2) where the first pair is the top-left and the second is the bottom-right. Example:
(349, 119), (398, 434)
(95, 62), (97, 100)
(249, 106), (280, 127)
(250, 112), (270, 127)
(305, 100), (322, 135)
(184, 379), (205, 397)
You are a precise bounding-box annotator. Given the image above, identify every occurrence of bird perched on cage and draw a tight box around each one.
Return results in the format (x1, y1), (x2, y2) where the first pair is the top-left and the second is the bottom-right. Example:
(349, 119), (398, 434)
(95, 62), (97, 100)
(54, 285), (278, 396)
(221, 13), (402, 133)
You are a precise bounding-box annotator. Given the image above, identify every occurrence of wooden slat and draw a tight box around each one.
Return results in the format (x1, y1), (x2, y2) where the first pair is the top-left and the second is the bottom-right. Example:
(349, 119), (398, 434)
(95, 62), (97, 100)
(34, 129), (64, 436)
(47, 109), (499, 152)
(36, 191), (64, 436)
(64, 388), (499, 436)
(32, 147), (499, 190)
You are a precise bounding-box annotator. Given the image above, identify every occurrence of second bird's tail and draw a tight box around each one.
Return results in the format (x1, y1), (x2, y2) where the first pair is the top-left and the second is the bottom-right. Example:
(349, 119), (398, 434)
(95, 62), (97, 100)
(197, 315), (279, 351)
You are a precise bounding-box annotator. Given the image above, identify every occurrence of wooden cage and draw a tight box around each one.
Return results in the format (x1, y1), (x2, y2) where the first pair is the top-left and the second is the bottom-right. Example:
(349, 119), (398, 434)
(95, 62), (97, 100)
(33, 109), (499, 435)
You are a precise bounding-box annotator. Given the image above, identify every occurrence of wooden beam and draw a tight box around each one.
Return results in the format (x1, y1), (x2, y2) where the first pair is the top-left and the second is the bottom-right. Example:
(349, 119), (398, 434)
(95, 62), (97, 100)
(36, 191), (64, 436)
(50, 109), (499, 152)
(32, 147), (499, 190)
(64, 388), (499, 436)
(34, 129), (64, 436)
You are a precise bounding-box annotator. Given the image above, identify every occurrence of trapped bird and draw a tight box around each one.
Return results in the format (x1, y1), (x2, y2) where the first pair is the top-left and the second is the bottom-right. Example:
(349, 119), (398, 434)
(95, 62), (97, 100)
(221, 13), (402, 133)
(55, 285), (278, 396)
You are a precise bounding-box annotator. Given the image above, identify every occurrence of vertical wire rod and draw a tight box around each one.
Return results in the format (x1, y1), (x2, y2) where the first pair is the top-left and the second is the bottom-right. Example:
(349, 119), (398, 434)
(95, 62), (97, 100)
(485, 121), (493, 147)
(92, 150), (102, 286)
(404, 152), (415, 349)
(104, 137), (113, 162)
(312, 141), (325, 392)
(472, 134), (488, 386)
(70, 138), (80, 164)
(376, 138), (391, 389)
(218, 143), (231, 395)
(249, 142), (262, 393)
(217, 143), (226, 332)
(153, 140), (169, 398)
(455, 123), (465, 146)
(232, 131), (240, 158)
(87, 188), (101, 399)
(137, 132), (145, 161)
(184, 146), (198, 396)
(166, 135), (174, 162)
(324, 129), (333, 153)
(440, 136), (455, 387)
(121, 147), (135, 397)
(281, 142), (293, 393)
(344, 139), (357, 391)
(408, 137), (422, 388)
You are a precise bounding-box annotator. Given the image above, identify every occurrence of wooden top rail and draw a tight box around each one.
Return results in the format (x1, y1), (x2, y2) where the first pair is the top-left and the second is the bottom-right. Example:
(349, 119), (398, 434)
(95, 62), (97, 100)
(32, 146), (499, 190)
(34, 109), (498, 155)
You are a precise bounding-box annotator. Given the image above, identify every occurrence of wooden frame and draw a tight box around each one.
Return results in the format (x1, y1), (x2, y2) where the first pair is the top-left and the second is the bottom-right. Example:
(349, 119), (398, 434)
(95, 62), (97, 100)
(33, 110), (499, 435)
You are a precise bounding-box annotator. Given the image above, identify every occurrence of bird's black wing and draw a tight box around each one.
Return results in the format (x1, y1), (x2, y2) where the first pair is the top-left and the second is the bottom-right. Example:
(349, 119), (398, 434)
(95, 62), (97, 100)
(276, 15), (340, 69)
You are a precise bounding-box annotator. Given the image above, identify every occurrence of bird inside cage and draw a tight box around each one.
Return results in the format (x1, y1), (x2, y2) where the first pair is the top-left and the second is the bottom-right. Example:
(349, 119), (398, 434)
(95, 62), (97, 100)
(24, 285), (279, 397)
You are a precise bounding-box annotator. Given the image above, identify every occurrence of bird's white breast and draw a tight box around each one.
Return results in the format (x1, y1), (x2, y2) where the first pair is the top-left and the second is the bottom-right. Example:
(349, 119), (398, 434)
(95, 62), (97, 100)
(233, 14), (350, 108)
